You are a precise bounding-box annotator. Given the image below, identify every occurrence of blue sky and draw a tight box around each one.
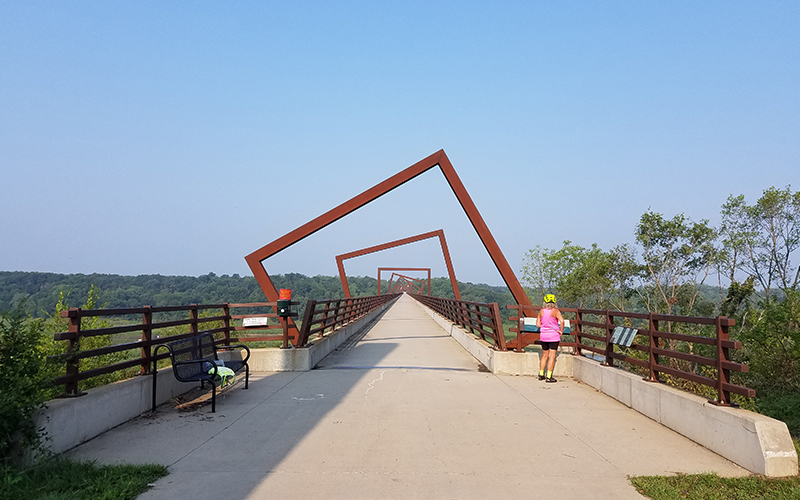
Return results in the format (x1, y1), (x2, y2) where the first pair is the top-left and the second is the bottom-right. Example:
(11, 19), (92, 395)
(1, 1), (798, 286)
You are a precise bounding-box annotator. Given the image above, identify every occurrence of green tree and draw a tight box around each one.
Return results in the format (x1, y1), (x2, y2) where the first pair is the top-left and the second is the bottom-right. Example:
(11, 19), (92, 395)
(520, 245), (561, 302)
(722, 187), (800, 300)
(607, 244), (641, 311)
(521, 241), (636, 310)
(635, 210), (717, 317)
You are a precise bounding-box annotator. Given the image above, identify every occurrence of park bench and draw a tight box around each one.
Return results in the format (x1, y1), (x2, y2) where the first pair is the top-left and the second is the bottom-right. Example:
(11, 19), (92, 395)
(152, 332), (250, 413)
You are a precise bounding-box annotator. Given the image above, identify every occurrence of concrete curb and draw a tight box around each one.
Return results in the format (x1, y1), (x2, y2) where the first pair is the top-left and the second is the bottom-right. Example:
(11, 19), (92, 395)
(415, 300), (798, 477)
(35, 298), (398, 456)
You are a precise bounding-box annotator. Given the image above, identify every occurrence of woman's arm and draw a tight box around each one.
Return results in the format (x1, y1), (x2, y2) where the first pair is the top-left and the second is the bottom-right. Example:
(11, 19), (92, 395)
(556, 309), (564, 334)
(536, 309), (543, 328)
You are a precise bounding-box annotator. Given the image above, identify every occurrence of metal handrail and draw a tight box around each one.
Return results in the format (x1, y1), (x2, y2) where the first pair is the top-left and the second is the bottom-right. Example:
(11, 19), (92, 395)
(296, 294), (401, 347)
(410, 295), (507, 350)
(51, 301), (298, 395)
(507, 304), (753, 406)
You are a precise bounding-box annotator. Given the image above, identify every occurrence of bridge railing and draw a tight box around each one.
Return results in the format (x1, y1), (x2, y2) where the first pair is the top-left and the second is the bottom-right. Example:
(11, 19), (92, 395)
(411, 295), (507, 350)
(507, 305), (754, 405)
(297, 294), (401, 347)
(49, 296), (392, 396)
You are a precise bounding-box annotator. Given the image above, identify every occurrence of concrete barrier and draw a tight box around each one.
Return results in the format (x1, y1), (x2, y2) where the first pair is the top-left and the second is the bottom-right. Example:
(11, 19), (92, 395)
(34, 369), (187, 456)
(414, 300), (798, 477)
(35, 298), (398, 456)
(573, 357), (798, 477)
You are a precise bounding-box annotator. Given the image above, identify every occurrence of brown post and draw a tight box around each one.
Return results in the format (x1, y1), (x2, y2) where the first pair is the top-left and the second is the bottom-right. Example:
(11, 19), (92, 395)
(489, 302), (507, 351)
(280, 317), (290, 349)
(190, 304), (199, 336)
(574, 311), (583, 356)
(222, 303), (231, 346)
(647, 312), (657, 381)
(65, 307), (81, 396)
(141, 306), (152, 374)
(715, 316), (732, 405)
(298, 300), (317, 347)
(604, 311), (614, 367)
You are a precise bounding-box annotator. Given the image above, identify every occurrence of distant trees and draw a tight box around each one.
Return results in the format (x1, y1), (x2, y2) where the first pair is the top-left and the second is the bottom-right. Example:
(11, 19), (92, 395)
(521, 241), (637, 310)
(0, 271), (515, 320)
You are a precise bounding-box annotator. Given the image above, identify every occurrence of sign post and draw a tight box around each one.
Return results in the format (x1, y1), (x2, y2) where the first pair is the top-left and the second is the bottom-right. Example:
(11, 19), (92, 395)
(277, 289), (293, 349)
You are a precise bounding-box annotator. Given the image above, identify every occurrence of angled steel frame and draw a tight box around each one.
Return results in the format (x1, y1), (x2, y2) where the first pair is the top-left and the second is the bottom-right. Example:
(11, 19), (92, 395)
(245, 150), (532, 343)
(390, 276), (418, 294)
(335, 229), (460, 300)
(387, 273), (427, 295)
(379, 268), (431, 295)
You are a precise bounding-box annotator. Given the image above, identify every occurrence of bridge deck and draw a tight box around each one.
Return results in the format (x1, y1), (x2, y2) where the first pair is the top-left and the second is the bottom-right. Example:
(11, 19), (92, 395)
(68, 294), (746, 499)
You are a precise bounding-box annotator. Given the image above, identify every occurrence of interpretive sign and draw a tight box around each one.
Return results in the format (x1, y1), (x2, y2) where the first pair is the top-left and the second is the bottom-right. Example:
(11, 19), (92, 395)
(243, 317), (269, 327)
(611, 326), (637, 347)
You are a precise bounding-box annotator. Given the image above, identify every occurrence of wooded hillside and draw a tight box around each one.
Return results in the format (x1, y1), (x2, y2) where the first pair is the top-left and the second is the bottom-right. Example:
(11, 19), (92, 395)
(0, 271), (515, 318)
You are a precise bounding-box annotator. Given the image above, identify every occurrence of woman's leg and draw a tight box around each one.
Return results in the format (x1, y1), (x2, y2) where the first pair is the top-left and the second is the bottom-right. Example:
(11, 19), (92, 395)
(539, 345), (548, 379)
(547, 349), (557, 373)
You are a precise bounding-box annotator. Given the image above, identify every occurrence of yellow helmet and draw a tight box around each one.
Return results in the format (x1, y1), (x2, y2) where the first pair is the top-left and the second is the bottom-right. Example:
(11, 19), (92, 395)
(544, 294), (556, 304)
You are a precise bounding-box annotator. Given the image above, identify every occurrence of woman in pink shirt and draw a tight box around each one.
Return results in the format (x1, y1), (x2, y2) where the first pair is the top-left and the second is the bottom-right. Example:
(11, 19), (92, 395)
(537, 294), (564, 383)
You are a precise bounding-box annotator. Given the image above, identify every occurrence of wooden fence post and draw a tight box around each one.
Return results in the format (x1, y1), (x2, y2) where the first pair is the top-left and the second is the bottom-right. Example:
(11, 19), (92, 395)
(604, 310), (615, 367)
(65, 307), (82, 396)
(141, 305), (152, 374)
(490, 302), (507, 351)
(715, 316), (732, 405)
(190, 304), (199, 337)
(221, 303), (231, 346)
(298, 300), (316, 347)
(646, 312), (658, 381)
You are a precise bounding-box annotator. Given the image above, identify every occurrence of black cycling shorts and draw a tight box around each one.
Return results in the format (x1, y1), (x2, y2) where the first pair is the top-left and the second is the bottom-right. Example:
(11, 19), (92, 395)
(540, 341), (560, 351)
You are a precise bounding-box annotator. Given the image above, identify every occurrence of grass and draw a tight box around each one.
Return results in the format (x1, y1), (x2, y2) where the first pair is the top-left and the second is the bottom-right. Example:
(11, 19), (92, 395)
(630, 473), (800, 499)
(0, 459), (167, 500)
(630, 438), (800, 499)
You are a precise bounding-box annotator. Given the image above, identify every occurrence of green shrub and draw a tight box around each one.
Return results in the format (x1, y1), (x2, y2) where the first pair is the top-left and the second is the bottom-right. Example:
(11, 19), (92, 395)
(756, 391), (800, 437)
(0, 305), (48, 464)
(43, 286), (133, 396)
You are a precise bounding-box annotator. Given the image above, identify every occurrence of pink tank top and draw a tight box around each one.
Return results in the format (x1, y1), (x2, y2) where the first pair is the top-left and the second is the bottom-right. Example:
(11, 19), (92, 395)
(539, 309), (561, 342)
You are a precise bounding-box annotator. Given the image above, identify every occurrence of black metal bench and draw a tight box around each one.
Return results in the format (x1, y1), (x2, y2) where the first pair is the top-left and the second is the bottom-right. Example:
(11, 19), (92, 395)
(152, 332), (250, 412)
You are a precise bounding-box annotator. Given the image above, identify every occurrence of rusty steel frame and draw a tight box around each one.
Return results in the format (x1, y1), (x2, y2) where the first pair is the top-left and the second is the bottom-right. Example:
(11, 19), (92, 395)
(392, 278), (420, 294)
(387, 272), (428, 295)
(390, 277), (412, 294)
(378, 267), (430, 295)
(390, 273), (426, 294)
(245, 150), (532, 342)
(335, 229), (460, 300)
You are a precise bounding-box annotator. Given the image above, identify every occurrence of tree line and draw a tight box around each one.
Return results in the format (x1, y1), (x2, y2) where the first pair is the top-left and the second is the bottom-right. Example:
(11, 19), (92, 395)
(0, 271), (515, 319)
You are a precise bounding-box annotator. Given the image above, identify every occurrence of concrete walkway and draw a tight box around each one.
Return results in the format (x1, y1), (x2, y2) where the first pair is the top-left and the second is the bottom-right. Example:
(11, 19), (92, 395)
(68, 294), (746, 499)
